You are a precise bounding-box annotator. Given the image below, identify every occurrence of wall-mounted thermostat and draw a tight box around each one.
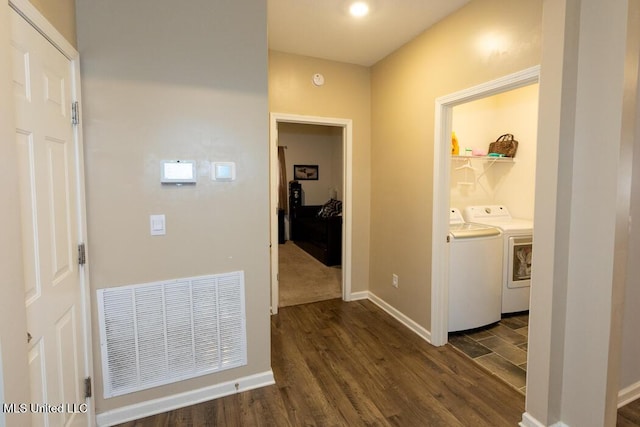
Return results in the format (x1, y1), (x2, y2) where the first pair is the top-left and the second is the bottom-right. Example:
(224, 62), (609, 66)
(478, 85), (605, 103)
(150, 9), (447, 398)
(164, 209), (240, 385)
(161, 160), (196, 184)
(211, 162), (236, 181)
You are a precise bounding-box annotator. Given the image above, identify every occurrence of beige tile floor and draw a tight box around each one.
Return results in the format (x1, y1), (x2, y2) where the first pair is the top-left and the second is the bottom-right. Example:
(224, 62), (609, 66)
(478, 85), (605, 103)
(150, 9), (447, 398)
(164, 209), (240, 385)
(448, 313), (529, 394)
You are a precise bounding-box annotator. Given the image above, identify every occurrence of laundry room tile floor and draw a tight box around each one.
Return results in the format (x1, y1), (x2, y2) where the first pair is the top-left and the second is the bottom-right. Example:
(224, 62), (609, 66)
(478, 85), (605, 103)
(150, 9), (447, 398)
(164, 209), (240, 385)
(448, 312), (529, 395)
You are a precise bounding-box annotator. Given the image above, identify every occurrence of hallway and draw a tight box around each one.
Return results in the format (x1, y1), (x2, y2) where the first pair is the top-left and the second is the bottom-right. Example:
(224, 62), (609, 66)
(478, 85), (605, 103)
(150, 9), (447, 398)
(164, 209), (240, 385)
(117, 299), (526, 426)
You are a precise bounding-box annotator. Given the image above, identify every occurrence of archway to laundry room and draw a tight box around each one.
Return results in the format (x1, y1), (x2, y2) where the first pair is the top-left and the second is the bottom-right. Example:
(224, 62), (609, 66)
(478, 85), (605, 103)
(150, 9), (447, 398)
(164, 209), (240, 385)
(430, 66), (540, 396)
(269, 113), (353, 315)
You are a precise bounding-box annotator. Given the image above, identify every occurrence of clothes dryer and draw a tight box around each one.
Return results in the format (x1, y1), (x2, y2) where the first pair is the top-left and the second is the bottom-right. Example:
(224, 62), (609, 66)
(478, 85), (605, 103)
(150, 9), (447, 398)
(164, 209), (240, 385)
(463, 205), (534, 313)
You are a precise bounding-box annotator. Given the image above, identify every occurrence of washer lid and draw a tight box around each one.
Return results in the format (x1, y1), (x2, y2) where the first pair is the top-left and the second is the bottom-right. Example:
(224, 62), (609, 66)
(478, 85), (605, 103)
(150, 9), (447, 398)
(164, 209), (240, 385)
(449, 223), (501, 239)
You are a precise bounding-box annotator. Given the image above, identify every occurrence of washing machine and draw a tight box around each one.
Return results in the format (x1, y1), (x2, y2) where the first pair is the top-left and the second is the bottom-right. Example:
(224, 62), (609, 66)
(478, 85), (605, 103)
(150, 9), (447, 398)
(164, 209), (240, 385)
(448, 208), (503, 332)
(463, 205), (534, 314)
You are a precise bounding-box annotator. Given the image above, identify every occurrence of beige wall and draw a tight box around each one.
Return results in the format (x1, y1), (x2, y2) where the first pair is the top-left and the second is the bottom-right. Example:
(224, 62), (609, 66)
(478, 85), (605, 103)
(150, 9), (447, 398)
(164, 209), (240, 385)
(76, 0), (269, 414)
(269, 51), (371, 294)
(0, 4), (31, 426)
(28, 0), (76, 47)
(369, 0), (542, 329)
(451, 84), (539, 219)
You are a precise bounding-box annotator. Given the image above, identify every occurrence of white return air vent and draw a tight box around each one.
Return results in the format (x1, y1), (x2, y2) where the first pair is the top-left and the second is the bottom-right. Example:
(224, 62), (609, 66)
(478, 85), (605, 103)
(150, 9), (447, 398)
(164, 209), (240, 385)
(97, 271), (246, 398)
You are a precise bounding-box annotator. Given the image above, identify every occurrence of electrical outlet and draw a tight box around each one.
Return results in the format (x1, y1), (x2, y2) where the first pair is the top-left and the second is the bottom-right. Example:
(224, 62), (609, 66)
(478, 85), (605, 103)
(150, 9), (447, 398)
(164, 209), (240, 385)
(392, 274), (399, 288)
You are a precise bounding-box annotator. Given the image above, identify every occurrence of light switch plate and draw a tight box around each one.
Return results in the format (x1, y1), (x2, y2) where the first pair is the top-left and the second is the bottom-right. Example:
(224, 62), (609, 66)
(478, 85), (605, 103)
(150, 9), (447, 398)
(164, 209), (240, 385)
(150, 214), (166, 236)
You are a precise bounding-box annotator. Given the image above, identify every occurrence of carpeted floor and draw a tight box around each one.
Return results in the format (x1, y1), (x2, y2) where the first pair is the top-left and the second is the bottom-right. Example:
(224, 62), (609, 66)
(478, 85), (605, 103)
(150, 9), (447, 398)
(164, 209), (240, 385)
(278, 241), (342, 307)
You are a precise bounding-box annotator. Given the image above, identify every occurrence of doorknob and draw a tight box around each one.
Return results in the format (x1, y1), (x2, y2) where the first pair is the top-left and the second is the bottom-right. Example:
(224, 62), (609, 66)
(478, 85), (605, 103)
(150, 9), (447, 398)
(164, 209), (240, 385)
(27, 332), (32, 344)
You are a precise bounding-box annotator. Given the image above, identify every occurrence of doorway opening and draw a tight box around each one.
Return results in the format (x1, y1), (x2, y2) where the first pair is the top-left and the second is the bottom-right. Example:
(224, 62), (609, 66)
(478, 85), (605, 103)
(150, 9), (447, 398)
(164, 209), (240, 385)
(278, 123), (343, 307)
(269, 113), (353, 315)
(430, 66), (540, 392)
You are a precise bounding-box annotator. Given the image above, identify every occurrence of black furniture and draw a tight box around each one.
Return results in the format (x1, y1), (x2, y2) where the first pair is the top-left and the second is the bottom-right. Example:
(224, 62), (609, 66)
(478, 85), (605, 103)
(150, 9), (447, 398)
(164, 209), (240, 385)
(287, 181), (342, 266)
(290, 205), (342, 266)
(277, 208), (285, 244)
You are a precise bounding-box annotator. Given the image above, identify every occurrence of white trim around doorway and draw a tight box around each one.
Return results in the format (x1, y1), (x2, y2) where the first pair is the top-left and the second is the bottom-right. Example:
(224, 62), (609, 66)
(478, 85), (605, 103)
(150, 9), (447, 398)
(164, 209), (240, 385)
(269, 113), (353, 315)
(9, 0), (76, 59)
(430, 66), (540, 346)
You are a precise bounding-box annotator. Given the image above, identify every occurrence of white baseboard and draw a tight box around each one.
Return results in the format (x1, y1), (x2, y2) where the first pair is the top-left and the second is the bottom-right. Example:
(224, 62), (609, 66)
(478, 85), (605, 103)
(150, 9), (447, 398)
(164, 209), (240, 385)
(349, 291), (369, 301)
(366, 292), (432, 344)
(96, 370), (275, 427)
(520, 412), (569, 427)
(619, 381), (640, 408)
(519, 382), (640, 427)
(520, 381), (640, 427)
(520, 412), (546, 427)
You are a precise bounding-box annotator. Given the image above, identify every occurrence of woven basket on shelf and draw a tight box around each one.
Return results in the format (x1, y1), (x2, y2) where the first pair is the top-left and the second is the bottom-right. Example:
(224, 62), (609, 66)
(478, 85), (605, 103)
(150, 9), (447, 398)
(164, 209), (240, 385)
(488, 134), (518, 157)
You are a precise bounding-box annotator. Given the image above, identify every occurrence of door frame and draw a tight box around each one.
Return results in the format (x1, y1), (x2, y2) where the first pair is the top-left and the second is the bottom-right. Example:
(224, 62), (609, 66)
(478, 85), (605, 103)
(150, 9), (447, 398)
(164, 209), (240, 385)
(269, 113), (353, 314)
(9, 0), (95, 419)
(430, 66), (540, 346)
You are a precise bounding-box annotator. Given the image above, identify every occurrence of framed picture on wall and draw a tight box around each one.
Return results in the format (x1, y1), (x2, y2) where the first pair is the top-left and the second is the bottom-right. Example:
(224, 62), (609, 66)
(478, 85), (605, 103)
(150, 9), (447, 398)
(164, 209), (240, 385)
(293, 164), (319, 180)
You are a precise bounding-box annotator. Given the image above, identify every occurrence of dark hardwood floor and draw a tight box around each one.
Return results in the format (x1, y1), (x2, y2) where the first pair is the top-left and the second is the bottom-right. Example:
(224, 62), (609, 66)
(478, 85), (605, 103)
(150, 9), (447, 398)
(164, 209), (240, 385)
(117, 299), (527, 426)
(619, 399), (640, 426)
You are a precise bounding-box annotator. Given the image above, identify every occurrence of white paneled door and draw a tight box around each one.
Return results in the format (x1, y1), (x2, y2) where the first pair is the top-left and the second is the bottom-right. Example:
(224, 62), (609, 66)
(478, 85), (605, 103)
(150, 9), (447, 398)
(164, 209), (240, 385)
(10, 8), (89, 427)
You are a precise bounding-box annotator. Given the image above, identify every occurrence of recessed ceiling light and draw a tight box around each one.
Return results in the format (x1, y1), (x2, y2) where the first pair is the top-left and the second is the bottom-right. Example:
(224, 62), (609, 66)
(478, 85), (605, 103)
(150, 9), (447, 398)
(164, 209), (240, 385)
(349, 2), (369, 18)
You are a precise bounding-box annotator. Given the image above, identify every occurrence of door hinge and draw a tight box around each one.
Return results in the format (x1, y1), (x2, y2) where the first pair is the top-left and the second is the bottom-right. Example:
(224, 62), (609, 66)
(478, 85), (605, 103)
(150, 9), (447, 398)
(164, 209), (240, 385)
(71, 101), (79, 125)
(78, 243), (86, 266)
(84, 377), (92, 399)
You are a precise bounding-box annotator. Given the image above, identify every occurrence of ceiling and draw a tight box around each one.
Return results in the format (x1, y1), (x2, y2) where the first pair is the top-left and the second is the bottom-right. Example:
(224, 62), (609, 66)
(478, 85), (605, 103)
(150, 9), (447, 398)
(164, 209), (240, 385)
(267, 0), (471, 67)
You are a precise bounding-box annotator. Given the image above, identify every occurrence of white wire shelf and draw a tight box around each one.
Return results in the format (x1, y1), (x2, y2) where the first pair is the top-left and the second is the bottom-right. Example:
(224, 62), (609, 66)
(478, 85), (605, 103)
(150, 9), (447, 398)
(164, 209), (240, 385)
(451, 155), (515, 162)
